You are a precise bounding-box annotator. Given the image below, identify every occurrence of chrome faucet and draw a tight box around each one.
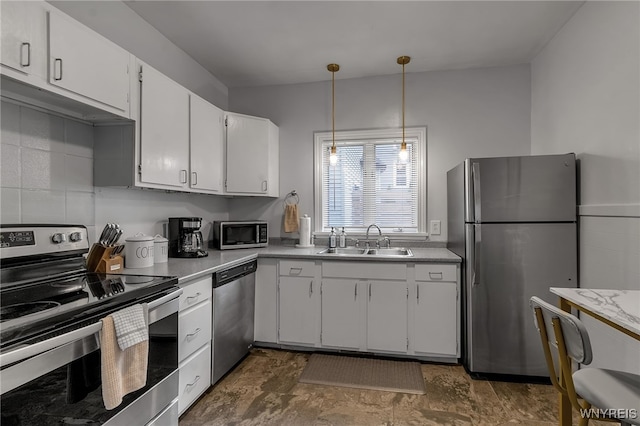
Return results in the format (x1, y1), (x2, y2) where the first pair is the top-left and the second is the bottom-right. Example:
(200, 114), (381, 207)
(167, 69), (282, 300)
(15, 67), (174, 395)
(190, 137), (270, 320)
(365, 224), (382, 248)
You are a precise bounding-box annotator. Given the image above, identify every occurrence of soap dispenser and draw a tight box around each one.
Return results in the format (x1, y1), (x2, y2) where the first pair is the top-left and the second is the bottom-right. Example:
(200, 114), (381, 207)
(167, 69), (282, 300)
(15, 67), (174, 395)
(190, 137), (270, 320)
(339, 227), (347, 248)
(329, 227), (337, 249)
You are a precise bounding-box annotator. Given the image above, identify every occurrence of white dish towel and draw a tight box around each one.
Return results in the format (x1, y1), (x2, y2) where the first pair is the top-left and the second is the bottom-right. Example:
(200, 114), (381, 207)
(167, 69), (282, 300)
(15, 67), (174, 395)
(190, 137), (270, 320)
(111, 304), (149, 350)
(101, 303), (149, 410)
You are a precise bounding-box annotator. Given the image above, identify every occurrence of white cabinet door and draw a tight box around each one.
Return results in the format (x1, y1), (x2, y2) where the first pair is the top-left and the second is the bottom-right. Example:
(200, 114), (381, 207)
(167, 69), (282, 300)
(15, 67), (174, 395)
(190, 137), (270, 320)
(225, 113), (270, 194)
(414, 282), (458, 356)
(255, 259), (278, 343)
(1, 1), (47, 79)
(190, 94), (224, 193)
(367, 281), (407, 353)
(48, 11), (130, 114)
(139, 62), (189, 188)
(321, 279), (361, 349)
(278, 276), (319, 346)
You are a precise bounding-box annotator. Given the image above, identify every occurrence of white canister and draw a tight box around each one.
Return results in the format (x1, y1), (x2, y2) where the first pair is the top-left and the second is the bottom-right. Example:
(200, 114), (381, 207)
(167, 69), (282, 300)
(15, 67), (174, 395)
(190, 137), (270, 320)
(154, 234), (168, 264)
(125, 233), (154, 268)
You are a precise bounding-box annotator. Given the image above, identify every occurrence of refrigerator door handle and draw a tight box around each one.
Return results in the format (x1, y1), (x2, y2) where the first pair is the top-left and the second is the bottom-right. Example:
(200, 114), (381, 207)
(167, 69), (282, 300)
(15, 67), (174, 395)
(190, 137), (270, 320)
(472, 162), (481, 223)
(473, 224), (481, 286)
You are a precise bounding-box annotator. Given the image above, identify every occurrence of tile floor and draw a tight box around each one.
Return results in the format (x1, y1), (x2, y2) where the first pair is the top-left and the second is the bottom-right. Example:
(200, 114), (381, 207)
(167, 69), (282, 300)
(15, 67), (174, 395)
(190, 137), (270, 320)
(179, 348), (614, 426)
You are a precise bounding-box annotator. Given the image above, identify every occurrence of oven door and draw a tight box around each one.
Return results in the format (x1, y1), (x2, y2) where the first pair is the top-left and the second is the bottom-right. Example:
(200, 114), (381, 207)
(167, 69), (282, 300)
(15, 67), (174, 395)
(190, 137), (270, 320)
(0, 288), (181, 426)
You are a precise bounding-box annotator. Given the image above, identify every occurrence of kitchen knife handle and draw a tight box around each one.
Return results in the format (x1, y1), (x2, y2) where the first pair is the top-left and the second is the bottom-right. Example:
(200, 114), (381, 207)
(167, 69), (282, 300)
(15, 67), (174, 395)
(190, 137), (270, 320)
(21, 42), (31, 67)
(54, 58), (63, 81)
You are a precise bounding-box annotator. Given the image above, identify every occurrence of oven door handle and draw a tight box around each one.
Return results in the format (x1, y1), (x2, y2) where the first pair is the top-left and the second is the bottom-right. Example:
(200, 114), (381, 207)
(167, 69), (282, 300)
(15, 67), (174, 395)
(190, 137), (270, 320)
(0, 288), (182, 369)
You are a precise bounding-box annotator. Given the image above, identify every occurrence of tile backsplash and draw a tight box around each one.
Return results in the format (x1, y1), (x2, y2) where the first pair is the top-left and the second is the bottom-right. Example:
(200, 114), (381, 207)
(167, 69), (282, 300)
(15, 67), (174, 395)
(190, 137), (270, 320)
(1, 101), (229, 243)
(1, 101), (95, 228)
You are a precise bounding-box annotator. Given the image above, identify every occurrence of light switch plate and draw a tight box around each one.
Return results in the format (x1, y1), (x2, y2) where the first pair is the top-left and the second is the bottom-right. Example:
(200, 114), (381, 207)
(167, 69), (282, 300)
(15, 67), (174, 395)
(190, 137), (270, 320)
(430, 220), (441, 235)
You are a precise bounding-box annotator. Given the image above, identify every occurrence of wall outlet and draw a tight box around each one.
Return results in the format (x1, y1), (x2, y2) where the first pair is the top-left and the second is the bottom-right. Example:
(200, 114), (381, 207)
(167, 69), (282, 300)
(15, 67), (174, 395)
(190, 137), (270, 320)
(430, 220), (441, 235)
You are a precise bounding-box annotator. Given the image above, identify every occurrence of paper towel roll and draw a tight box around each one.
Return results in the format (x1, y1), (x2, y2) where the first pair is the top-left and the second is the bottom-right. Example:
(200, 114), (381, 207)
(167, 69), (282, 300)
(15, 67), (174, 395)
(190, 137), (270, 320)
(299, 214), (312, 247)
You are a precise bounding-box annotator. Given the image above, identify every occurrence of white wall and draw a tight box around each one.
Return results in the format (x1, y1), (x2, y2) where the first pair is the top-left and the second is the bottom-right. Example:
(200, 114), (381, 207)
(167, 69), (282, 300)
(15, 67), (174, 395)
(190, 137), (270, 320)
(531, 1), (640, 373)
(48, 1), (229, 109)
(228, 65), (532, 240)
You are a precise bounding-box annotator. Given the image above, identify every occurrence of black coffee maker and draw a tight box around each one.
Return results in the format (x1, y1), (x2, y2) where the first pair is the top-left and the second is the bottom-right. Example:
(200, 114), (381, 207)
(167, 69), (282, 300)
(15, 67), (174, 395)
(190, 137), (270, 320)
(168, 217), (208, 258)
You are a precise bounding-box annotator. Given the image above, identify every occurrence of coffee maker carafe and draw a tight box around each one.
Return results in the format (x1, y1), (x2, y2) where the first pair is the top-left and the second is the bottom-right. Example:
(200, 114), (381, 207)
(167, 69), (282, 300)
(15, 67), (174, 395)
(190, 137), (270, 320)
(168, 217), (208, 258)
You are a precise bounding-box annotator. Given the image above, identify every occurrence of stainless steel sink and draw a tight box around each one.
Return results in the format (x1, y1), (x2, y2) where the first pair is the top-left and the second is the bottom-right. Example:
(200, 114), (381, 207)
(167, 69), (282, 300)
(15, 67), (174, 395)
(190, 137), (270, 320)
(317, 247), (368, 255)
(317, 247), (413, 257)
(365, 248), (413, 257)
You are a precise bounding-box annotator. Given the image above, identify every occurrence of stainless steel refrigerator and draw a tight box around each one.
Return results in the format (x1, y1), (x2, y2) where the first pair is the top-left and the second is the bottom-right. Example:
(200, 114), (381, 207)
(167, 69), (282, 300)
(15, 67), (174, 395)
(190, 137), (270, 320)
(447, 154), (578, 378)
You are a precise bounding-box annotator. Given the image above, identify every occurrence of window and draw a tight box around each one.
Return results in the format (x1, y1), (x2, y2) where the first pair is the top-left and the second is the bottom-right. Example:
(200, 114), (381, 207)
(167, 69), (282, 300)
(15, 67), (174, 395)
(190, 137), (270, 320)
(314, 127), (427, 236)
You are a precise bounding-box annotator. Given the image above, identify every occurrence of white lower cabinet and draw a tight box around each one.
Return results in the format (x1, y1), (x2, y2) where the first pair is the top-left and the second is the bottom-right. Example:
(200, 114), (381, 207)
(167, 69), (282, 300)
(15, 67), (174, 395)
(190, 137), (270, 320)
(178, 344), (211, 415)
(366, 280), (408, 353)
(254, 258), (460, 361)
(177, 276), (212, 416)
(413, 264), (459, 357)
(278, 276), (319, 346)
(254, 258), (278, 343)
(321, 279), (362, 350)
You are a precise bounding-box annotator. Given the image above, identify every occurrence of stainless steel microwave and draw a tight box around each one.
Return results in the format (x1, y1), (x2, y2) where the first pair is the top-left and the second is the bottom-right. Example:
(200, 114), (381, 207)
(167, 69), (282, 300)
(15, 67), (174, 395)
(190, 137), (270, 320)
(213, 221), (268, 249)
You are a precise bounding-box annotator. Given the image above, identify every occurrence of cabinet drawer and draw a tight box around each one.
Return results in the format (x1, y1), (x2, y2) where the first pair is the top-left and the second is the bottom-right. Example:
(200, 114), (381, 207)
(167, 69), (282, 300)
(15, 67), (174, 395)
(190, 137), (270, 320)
(179, 276), (212, 311)
(322, 261), (406, 280)
(279, 260), (316, 277)
(415, 264), (457, 282)
(179, 301), (212, 362)
(178, 343), (211, 415)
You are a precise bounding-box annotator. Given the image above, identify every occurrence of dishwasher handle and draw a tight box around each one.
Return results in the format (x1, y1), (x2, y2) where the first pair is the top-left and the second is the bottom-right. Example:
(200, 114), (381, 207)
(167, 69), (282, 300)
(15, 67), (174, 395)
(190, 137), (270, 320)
(213, 259), (257, 288)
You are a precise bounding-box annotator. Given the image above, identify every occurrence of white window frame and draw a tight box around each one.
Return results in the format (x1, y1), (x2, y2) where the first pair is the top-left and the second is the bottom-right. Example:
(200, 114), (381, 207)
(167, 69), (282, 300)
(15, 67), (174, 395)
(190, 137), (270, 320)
(313, 127), (427, 238)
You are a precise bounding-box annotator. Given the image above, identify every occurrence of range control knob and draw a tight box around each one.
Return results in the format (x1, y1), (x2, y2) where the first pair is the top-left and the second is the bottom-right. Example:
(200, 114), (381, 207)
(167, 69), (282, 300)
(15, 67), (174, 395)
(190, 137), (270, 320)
(69, 232), (83, 242)
(51, 233), (67, 244)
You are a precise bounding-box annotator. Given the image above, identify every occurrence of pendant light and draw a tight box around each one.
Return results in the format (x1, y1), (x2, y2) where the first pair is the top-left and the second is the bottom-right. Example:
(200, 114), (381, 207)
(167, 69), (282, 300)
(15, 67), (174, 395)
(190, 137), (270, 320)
(397, 56), (410, 161)
(327, 63), (340, 166)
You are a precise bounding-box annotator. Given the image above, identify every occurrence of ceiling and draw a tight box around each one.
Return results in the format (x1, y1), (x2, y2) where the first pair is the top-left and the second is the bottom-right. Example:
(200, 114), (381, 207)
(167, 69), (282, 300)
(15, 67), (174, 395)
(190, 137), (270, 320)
(124, 1), (583, 88)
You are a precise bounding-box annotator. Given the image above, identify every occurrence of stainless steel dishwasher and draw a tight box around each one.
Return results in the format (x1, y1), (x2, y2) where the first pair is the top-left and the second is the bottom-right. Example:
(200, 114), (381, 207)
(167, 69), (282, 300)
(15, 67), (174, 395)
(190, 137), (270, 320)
(211, 259), (256, 384)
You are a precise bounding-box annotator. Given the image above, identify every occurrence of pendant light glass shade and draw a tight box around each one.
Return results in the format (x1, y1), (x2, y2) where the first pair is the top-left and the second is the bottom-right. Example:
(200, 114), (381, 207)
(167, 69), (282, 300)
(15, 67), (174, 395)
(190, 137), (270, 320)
(397, 56), (410, 161)
(328, 63), (339, 166)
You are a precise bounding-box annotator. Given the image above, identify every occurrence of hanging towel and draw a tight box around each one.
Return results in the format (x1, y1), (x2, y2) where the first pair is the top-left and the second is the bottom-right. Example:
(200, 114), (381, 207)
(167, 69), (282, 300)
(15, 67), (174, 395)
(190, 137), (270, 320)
(284, 203), (299, 233)
(100, 304), (149, 410)
(111, 304), (148, 350)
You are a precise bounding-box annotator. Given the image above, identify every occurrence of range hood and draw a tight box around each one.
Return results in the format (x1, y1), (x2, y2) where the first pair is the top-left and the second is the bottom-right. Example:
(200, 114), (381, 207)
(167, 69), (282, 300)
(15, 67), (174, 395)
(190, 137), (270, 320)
(1, 75), (132, 123)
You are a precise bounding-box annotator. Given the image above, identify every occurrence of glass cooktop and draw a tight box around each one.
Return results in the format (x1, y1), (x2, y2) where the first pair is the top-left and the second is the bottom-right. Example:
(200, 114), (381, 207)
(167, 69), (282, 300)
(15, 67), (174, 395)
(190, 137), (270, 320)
(0, 272), (178, 351)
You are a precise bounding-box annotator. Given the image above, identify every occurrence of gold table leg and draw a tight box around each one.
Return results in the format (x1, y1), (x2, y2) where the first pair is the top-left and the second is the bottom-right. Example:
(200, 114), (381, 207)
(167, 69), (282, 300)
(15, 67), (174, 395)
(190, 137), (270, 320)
(559, 297), (573, 426)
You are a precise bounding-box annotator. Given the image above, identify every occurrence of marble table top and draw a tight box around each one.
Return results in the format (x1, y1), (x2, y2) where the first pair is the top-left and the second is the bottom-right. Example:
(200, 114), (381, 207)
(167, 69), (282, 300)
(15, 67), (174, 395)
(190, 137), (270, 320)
(550, 287), (640, 339)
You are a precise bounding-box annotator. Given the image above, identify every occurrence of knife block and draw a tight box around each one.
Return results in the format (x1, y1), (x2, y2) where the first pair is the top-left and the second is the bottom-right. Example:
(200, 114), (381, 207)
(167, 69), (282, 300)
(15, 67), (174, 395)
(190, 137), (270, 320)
(86, 244), (123, 273)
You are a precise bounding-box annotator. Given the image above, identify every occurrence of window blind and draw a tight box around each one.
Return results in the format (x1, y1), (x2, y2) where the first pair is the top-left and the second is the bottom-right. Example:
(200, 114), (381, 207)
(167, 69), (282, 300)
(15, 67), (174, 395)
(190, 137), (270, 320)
(321, 138), (419, 233)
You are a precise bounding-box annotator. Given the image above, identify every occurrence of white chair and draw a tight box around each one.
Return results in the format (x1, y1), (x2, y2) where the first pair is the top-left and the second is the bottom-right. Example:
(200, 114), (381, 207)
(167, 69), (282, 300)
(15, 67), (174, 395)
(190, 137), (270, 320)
(530, 296), (640, 426)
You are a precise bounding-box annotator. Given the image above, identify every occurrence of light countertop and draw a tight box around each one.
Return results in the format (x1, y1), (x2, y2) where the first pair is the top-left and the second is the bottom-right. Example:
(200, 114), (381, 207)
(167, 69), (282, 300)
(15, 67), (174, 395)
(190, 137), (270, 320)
(550, 287), (640, 339)
(119, 245), (461, 283)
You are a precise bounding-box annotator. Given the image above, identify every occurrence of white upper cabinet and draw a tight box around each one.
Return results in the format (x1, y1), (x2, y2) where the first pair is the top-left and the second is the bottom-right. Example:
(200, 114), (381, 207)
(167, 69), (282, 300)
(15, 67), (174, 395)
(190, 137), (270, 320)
(48, 10), (130, 116)
(225, 112), (279, 197)
(138, 62), (189, 189)
(1, 1), (47, 79)
(190, 94), (224, 194)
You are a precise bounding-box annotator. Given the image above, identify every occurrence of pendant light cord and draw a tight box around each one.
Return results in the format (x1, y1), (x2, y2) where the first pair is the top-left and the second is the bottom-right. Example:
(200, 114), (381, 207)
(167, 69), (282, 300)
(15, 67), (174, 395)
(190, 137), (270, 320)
(332, 67), (335, 150)
(402, 61), (405, 146)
